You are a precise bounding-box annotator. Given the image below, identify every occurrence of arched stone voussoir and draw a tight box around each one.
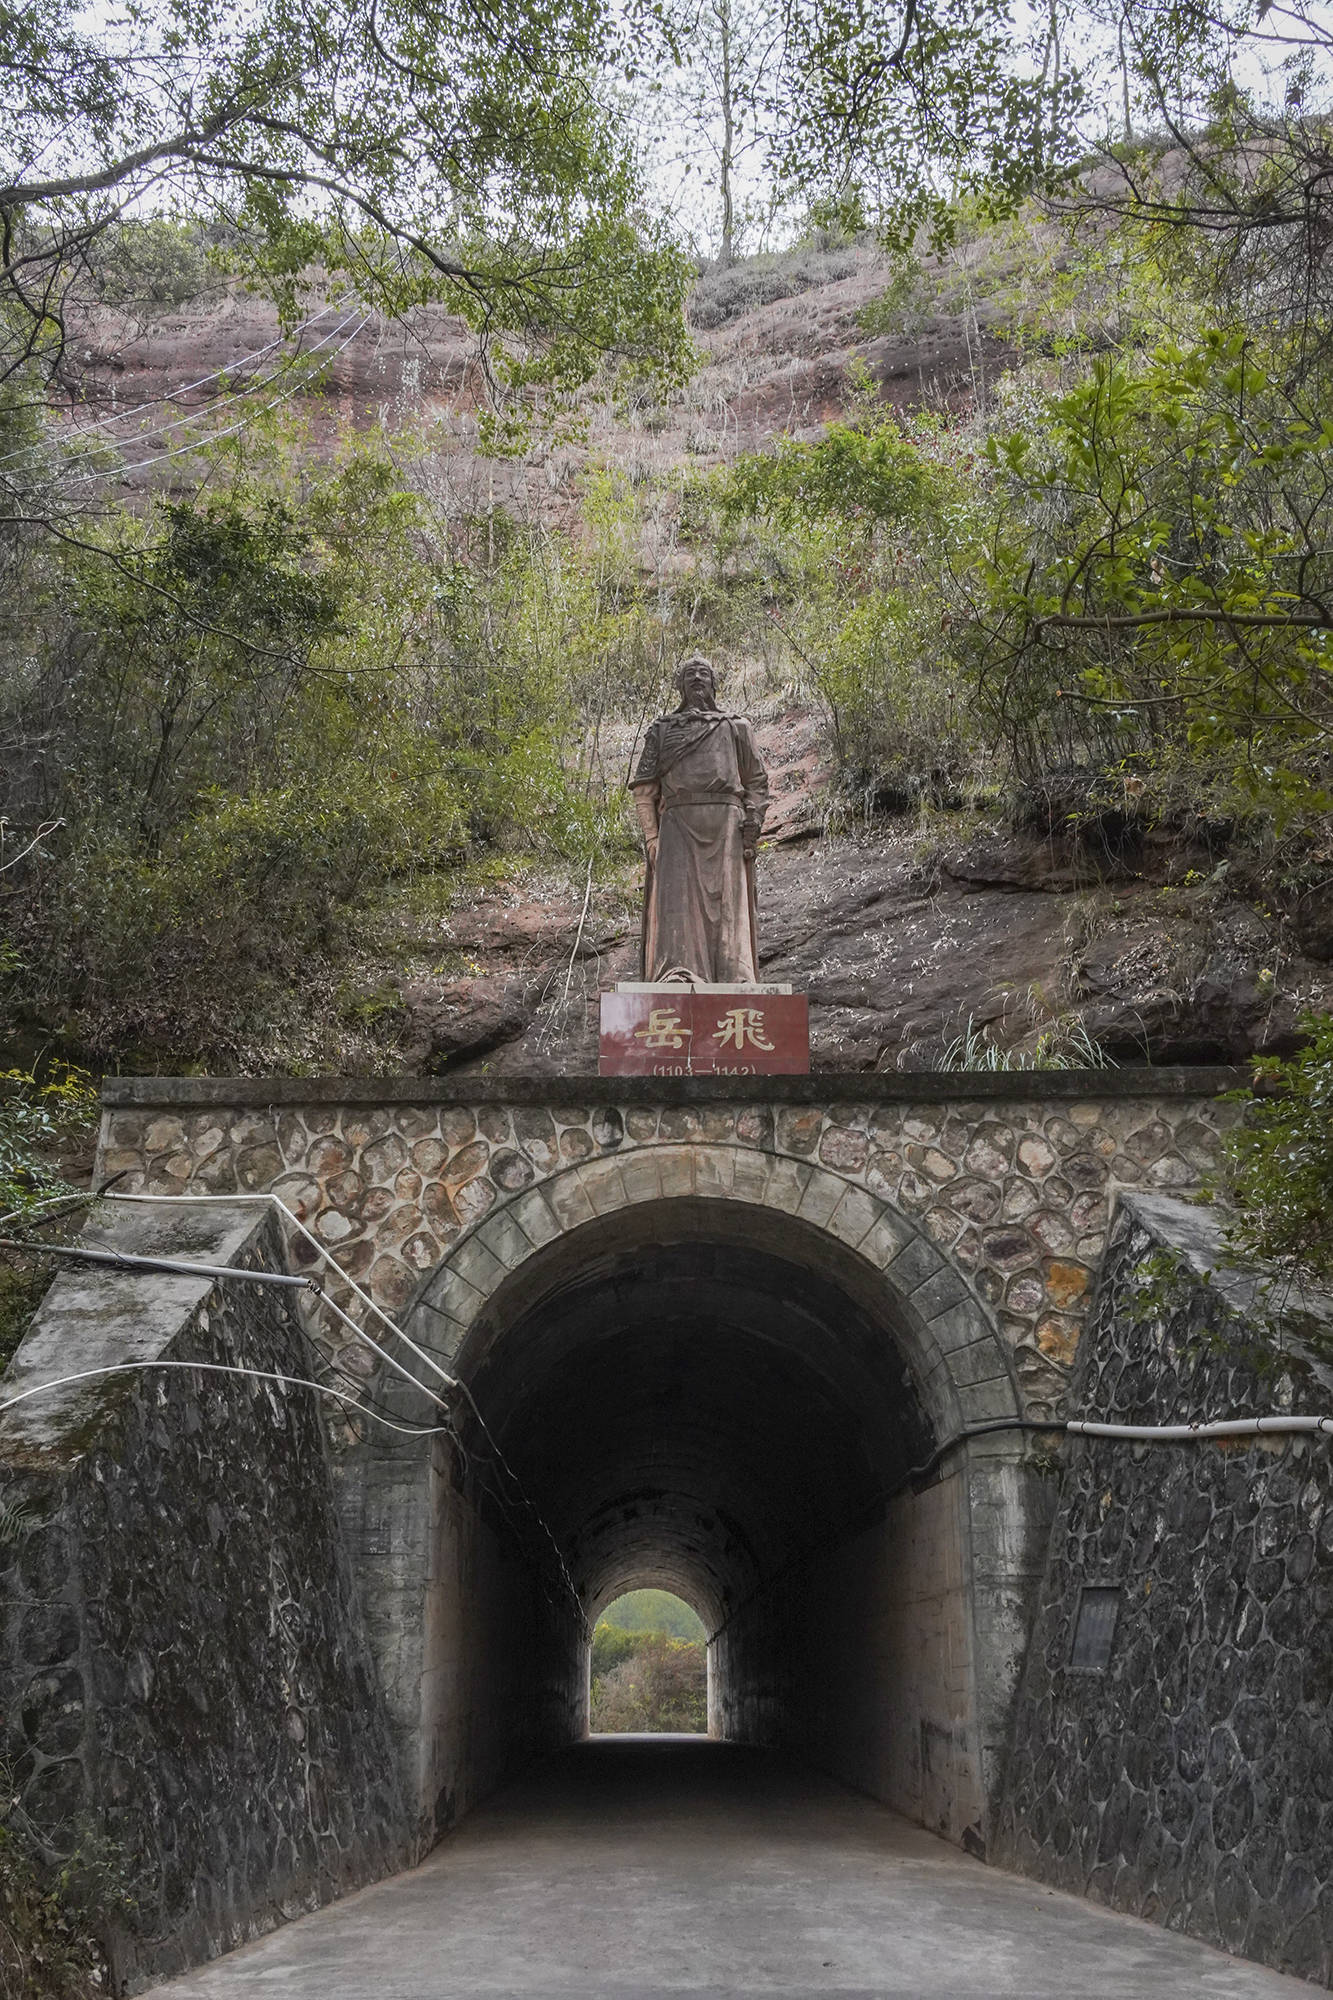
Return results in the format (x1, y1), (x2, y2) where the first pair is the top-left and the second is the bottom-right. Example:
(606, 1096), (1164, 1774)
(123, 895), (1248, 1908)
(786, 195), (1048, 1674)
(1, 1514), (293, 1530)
(406, 1142), (1020, 1437)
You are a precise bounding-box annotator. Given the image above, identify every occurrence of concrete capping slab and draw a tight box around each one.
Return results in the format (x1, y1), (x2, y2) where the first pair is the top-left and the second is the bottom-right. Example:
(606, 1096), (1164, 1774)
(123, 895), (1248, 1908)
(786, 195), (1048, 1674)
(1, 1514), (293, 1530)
(0, 1201), (274, 1454)
(101, 1067), (1247, 1112)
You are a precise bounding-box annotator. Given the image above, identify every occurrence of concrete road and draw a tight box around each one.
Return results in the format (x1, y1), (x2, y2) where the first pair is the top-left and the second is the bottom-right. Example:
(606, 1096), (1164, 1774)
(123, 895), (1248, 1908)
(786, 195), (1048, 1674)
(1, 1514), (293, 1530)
(149, 1737), (1311, 1999)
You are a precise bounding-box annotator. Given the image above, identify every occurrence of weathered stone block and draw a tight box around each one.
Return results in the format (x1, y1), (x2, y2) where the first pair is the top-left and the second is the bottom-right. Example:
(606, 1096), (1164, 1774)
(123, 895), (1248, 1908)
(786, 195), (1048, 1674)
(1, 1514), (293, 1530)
(858, 1210), (914, 1270)
(580, 1159), (629, 1216)
(824, 1183), (879, 1251)
(763, 1155), (812, 1215)
(656, 1147), (695, 1199)
(474, 1211), (532, 1273)
(507, 1189), (563, 1252)
(818, 1124), (869, 1173)
(887, 1235), (942, 1293)
(693, 1147), (736, 1199)
(617, 1151), (664, 1206)
(796, 1169), (846, 1229)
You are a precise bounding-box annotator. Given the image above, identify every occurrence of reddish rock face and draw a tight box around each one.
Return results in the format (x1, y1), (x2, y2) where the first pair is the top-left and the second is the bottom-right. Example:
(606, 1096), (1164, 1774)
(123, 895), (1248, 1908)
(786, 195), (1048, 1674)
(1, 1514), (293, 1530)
(51, 269), (1330, 1082)
(373, 803), (1333, 1080)
(53, 241), (1015, 520)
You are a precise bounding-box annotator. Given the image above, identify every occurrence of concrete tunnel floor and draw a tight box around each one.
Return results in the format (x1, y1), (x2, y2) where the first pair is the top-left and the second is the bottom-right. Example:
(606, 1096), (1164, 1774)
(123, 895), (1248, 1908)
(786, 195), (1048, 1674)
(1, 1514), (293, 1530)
(147, 1738), (1309, 1999)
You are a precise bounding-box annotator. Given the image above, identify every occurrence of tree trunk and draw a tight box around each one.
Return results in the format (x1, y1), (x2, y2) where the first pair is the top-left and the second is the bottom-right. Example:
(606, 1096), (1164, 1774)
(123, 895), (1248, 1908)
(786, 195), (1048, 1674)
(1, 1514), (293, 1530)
(717, 0), (736, 267)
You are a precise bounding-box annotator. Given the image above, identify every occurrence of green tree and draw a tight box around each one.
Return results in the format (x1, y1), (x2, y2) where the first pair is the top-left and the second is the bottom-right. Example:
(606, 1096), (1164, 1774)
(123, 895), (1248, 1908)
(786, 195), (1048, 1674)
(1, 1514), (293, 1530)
(971, 333), (1333, 818)
(0, 0), (693, 408)
(651, 0), (785, 265)
(1222, 1014), (1333, 1294)
(590, 1634), (707, 1732)
(598, 1589), (706, 1639)
(769, 0), (1083, 252)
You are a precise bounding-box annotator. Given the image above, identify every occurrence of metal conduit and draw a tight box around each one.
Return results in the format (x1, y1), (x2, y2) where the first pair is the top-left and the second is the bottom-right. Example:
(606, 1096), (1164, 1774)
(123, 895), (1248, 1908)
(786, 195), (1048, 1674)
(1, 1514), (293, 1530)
(0, 1238), (316, 1288)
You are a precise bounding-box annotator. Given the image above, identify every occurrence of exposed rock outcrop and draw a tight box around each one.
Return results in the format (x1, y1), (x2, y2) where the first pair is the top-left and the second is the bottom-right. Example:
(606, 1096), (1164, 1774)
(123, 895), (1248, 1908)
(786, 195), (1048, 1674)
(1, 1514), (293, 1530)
(382, 787), (1333, 1078)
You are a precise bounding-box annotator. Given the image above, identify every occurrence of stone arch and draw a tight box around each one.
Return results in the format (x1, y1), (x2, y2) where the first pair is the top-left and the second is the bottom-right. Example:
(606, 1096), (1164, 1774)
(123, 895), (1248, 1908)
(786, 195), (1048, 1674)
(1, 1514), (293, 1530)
(350, 1140), (1039, 1854)
(406, 1142), (1020, 1437)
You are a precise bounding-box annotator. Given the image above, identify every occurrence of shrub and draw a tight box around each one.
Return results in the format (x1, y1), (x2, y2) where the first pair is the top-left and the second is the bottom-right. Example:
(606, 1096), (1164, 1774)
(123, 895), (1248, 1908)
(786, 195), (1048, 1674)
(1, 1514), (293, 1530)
(0, 1823), (108, 2000)
(687, 248), (862, 330)
(590, 1633), (707, 1732)
(1221, 1014), (1333, 1292)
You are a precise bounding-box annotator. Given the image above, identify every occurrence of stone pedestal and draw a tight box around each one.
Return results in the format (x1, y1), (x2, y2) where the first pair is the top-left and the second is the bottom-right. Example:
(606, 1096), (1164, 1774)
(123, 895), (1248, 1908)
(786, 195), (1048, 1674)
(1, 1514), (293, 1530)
(599, 984), (809, 1076)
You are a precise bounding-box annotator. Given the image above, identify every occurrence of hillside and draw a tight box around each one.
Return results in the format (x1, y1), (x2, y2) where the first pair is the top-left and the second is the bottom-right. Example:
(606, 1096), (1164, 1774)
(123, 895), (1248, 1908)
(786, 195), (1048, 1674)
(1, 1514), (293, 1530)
(5, 190), (1333, 1081)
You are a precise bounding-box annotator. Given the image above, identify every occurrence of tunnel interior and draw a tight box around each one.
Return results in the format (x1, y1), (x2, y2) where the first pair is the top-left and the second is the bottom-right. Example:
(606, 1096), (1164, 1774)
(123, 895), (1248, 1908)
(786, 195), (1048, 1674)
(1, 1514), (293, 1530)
(465, 1205), (933, 1634)
(383, 1195), (1017, 1856)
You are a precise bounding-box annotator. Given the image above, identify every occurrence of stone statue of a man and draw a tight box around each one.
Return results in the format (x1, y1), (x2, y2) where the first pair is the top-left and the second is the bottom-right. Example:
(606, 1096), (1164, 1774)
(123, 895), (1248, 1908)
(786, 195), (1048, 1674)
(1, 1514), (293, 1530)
(630, 656), (769, 984)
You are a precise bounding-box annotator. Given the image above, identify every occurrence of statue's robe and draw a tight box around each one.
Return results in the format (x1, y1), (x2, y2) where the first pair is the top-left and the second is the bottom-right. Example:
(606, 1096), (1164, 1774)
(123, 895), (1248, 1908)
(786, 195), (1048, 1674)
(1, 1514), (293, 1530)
(631, 708), (769, 983)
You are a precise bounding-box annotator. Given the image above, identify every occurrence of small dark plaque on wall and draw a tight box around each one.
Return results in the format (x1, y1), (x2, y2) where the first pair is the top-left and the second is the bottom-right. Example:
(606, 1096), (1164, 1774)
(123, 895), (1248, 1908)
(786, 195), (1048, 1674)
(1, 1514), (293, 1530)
(1069, 1586), (1120, 1670)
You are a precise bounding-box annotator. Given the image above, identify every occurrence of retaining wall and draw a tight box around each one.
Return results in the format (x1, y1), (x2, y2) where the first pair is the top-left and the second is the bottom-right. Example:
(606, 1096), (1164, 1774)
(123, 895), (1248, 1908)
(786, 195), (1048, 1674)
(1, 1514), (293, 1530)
(995, 1193), (1333, 1987)
(0, 1204), (410, 1989)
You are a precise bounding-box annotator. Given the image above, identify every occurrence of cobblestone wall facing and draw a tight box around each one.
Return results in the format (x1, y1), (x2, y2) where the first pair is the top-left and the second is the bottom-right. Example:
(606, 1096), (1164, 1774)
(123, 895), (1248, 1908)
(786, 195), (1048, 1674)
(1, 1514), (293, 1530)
(98, 1077), (1240, 1420)
(0, 1208), (411, 1990)
(994, 1193), (1333, 1987)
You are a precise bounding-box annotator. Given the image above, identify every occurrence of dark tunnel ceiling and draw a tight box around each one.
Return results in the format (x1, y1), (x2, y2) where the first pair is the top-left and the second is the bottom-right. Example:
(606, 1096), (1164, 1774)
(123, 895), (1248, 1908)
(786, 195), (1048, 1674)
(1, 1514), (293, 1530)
(458, 1200), (937, 1629)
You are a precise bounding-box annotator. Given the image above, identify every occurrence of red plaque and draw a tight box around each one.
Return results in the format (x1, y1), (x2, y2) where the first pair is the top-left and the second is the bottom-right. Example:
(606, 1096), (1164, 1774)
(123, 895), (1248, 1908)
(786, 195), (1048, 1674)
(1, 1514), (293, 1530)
(599, 991), (809, 1077)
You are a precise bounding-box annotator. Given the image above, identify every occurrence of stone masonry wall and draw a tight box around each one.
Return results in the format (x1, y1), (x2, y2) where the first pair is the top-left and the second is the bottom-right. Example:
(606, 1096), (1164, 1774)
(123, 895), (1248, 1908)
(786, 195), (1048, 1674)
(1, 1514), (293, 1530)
(994, 1193), (1333, 1987)
(0, 1206), (410, 1991)
(98, 1072), (1242, 1421)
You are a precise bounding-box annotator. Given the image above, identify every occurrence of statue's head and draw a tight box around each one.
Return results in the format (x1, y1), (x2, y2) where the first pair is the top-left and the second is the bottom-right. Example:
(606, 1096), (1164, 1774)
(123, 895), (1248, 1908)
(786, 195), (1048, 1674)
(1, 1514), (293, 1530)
(675, 655), (718, 709)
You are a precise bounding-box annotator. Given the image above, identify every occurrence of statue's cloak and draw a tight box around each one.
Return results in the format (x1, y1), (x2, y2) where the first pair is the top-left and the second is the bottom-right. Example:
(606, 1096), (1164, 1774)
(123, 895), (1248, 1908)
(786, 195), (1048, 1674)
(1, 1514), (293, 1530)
(631, 708), (769, 984)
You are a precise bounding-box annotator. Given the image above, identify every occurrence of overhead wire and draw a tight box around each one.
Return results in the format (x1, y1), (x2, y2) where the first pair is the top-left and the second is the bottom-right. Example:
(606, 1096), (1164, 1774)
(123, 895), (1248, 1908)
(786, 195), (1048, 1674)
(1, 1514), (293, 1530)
(0, 1358), (455, 1438)
(3, 1186), (587, 1628)
(0, 295), (356, 473)
(52, 312), (357, 462)
(50, 310), (372, 490)
(0, 1190), (410, 1438)
(706, 1409), (1333, 1644)
(0, 1204), (454, 1422)
(99, 1189), (588, 1628)
(8, 1187), (1327, 1645)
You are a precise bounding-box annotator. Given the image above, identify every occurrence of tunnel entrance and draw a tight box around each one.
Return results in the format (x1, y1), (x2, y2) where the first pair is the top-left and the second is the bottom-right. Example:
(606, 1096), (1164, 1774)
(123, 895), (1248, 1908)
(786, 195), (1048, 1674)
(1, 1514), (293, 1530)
(353, 1175), (1035, 1862)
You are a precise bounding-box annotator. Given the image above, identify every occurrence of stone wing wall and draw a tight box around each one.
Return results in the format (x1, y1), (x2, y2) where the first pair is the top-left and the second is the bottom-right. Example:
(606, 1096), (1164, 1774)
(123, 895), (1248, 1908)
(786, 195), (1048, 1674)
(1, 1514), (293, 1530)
(0, 1205), (410, 1990)
(994, 1193), (1333, 1986)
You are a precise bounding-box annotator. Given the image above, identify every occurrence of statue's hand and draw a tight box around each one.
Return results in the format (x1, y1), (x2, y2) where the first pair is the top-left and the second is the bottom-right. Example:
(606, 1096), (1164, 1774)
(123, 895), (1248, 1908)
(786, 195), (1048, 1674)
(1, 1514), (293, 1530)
(646, 838), (659, 865)
(742, 845), (756, 863)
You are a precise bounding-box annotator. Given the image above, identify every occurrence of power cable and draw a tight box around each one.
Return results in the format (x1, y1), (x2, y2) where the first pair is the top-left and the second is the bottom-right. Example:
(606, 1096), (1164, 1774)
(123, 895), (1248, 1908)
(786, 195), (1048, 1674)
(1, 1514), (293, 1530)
(0, 296), (354, 472)
(12, 1187), (587, 1627)
(706, 1409), (1333, 1644)
(51, 312), (371, 489)
(0, 1224), (436, 1448)
(0, 1357), (454, 1438)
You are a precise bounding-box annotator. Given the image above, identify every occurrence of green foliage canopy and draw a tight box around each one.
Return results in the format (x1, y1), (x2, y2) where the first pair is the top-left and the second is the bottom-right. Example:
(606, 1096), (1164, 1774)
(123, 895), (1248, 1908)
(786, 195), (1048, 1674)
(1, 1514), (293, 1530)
(590, 1632), (707, 1732)
(771, 0), (1082, 251)
(0, 0), (694, 406)
(598, 1589), (706, 1639)
(1, 429), (649, 1067)
(1223, 1014), (1333, 1294)
(974, 333), (1333, 818)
